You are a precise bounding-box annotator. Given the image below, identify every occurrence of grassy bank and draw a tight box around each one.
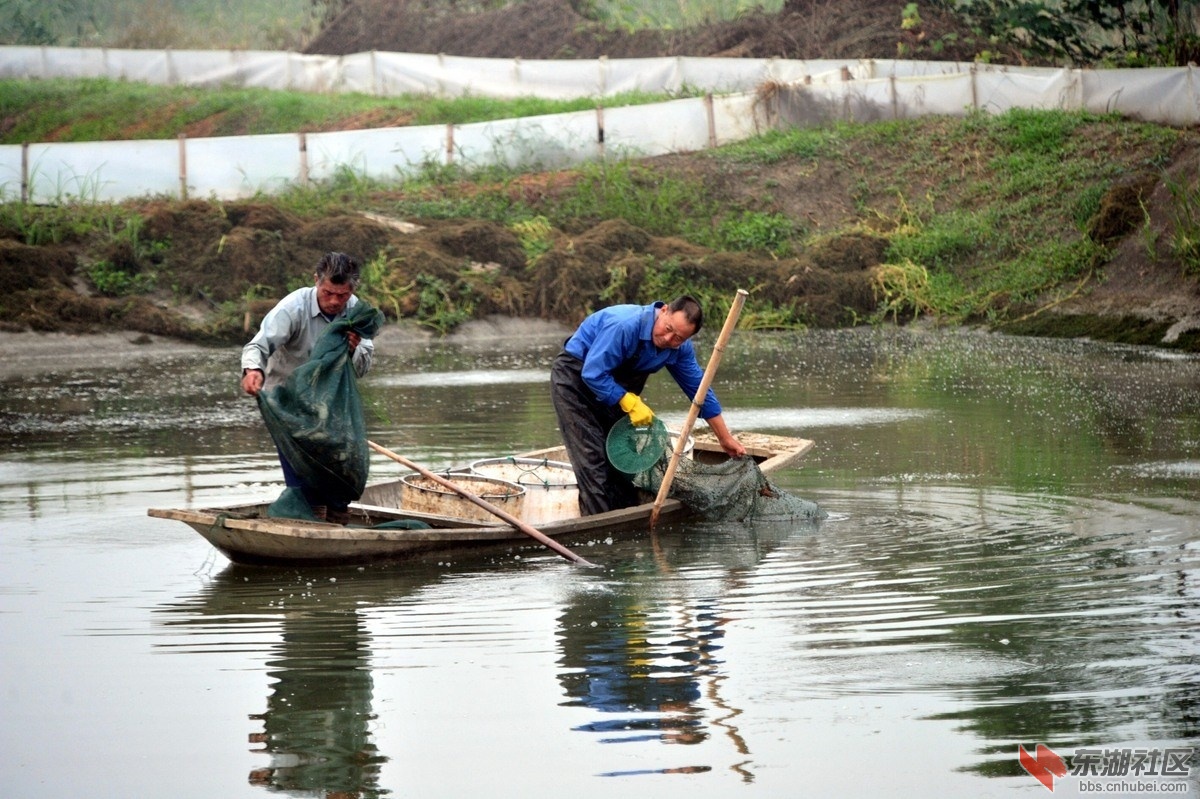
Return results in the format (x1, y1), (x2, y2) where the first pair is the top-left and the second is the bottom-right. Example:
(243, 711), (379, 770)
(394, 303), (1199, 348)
(315, 108), (1187, 329)
(0, 78), (684, 144)
(0, 95), (1195, 348)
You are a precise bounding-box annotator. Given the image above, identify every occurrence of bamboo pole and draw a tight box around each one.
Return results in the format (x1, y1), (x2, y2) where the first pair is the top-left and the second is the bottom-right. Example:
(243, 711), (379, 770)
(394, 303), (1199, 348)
(649, 289), (748, 530)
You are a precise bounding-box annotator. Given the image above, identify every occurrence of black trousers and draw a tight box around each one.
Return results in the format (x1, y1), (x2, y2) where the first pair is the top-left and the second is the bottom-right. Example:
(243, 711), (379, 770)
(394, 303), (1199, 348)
(550, 352), (642, 515)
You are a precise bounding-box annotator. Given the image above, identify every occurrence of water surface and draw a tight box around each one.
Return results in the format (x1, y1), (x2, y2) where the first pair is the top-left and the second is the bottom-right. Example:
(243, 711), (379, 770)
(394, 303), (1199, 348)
(1, 325), (1197, 798)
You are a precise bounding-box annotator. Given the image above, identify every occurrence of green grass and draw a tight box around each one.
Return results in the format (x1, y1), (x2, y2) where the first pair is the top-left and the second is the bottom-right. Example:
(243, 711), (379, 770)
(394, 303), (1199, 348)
(0, 0), (323, 50)
(715, 124), (849, 164)
(1165, 172), (1200, 275)
(335, 158), (726, 237)
(359, 109), (1181, 322)
(369, 109), (1180, 327)
(550, 161), (719, 236)
(585, 0), (784, 32)
(0, 78), (686, 144)
(720, 110), (1180, 323)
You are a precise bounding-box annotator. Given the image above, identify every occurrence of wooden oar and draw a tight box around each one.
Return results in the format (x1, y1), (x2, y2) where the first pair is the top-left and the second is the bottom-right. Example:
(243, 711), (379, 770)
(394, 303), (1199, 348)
(367, 440), (599, 568)
(649, 288), (748, 530)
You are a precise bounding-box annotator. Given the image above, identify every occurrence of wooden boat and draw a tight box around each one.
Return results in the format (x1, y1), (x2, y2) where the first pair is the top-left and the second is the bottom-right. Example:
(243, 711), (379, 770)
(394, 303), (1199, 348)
(147, 432), (814, 566)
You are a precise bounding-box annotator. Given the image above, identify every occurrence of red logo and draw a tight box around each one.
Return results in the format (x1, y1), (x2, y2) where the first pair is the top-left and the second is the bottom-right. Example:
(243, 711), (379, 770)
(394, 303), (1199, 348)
(1019, 743), (1069, 791)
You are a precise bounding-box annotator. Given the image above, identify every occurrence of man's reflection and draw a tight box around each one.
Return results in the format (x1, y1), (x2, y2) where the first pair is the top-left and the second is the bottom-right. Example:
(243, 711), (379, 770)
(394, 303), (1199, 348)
(246, 608), (386, 798)
(557, 584), (736, 774)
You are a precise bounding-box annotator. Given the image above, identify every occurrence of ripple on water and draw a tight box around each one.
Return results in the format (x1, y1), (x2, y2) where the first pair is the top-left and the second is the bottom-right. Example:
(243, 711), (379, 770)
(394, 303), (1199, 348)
(685, 486), (1200, 715)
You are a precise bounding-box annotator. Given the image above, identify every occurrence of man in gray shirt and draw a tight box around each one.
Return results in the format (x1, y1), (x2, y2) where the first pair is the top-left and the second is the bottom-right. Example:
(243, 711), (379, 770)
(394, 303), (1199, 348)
(240, 252), (376, 523)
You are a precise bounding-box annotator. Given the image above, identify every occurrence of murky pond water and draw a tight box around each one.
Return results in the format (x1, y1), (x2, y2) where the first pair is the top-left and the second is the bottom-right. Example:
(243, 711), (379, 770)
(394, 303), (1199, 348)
(1, 325), (1197, 798)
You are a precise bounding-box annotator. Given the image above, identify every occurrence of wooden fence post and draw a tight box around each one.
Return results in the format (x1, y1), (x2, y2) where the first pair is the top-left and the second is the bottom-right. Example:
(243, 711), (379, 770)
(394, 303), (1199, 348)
(299, 131), (309, 187)
(21, 142), (28, 203)
(596, 106), (605, 160)
(705, 93), (717, 149)
(177, 134), (187, 200)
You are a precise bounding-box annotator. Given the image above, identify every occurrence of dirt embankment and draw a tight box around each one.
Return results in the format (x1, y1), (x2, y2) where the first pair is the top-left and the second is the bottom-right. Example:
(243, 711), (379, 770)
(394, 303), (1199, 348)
(4, 142), (1196, 352)
(1, 0), (1197, 352)
(301, 0), (1200, 347)
(0, 195), (884, 343)
(305, 0), (1022, 64)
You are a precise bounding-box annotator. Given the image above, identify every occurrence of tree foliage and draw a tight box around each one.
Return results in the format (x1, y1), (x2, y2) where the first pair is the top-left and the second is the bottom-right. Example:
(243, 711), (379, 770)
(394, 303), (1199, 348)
(938, 0), (1200, 66)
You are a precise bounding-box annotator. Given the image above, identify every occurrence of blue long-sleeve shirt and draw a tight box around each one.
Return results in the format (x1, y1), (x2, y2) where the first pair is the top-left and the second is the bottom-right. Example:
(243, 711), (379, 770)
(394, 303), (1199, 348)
(563, 302), (722, 419)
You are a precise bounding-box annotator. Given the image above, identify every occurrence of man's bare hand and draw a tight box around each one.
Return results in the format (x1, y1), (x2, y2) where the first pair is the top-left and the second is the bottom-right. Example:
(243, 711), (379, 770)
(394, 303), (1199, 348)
(241, 369), (264, 396)
(720, 437), (746, 459)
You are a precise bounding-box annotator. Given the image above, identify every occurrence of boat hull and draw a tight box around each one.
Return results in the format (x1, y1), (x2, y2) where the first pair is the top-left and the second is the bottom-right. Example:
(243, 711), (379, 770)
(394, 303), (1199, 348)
(148, 433), (813, 566)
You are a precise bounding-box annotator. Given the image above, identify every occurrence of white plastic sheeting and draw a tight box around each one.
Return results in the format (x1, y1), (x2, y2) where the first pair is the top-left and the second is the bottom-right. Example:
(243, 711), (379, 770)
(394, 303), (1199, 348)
(0, 91), (775, 201)
(0, 45), (859, 97)
(451, 110), (596, 171)
(182, 132), (301, 200)
(306, 125), (449, 182)
(0, 46), (1195, 203)
(773, 64), (1197, 128)
(24, 139), (182, 201)
(1081, 67), (1200, 127)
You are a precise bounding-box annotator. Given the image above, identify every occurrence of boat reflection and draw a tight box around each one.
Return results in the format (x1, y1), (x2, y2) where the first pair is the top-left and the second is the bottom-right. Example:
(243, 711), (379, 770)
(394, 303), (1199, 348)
(246, 604), (383, 796)
(557, 592), (730, 777)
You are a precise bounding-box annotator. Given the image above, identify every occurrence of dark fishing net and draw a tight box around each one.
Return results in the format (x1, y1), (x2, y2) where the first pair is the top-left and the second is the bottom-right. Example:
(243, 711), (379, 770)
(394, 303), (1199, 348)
(257, 300), (385, 510)
(267, 485), (324, 521)
(632, 454), (826, 523)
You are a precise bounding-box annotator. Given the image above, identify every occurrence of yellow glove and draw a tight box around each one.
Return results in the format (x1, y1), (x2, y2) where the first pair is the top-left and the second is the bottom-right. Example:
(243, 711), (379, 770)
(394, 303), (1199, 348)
(618, 392), (655, 427)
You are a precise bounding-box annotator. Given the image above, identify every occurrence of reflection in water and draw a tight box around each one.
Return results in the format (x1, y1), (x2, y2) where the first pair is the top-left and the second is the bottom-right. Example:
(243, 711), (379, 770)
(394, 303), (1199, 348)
(557, 584), (727, 777)
(559, 593), (717, 737)
(749, 485), (1200, 780)
(156, 567), (438, 799)
(554, 524), (810, 781)
(248, 608), (384, 797)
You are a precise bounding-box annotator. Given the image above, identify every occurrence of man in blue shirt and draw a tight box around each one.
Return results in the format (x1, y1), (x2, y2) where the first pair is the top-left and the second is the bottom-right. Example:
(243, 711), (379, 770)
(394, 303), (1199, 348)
(551, 296), (746, 516)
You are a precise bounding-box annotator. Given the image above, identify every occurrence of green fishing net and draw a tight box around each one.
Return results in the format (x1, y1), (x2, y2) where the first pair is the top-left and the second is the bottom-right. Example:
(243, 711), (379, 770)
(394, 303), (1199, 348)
(258, 300), (384, 511)
(631, 446), (827, 523)
(606, 417), (673, 475)
(267, 486), (325, 521)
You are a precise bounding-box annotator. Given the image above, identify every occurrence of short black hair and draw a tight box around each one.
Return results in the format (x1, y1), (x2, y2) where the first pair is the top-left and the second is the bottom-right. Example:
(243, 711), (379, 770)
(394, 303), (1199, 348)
(668, 295), (704, 335)
(316, 252), (361, 288)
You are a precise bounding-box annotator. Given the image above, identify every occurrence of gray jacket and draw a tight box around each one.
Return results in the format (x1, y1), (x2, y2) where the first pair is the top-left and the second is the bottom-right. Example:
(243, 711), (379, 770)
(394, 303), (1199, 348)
(240, 286), (374, 391)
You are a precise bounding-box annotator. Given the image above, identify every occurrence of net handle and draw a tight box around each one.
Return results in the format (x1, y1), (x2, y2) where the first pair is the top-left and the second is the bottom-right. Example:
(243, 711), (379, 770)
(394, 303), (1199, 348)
(649, 288), (748, 530)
